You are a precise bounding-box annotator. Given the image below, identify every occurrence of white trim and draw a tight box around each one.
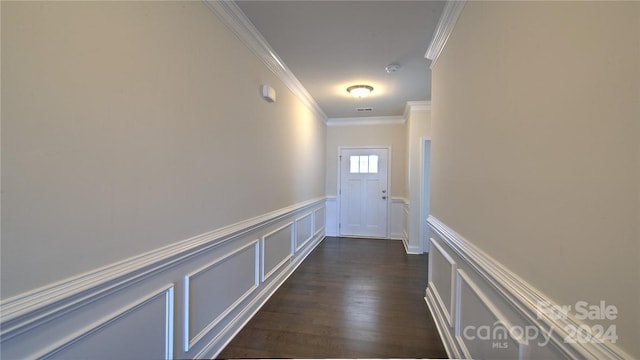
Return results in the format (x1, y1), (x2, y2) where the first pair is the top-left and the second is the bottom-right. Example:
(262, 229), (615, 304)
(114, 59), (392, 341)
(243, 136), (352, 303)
(203, 0), (327, 124)
(312, 207), (325, 237)
(456, 269), (529, 359)
(427, 215), (632, 360)
(261, 222), (294, 282)
(390, 197), (407, 240)
(183, 240), (259, 352)
(0, 197), (325, 339)
(327, 116), (405, 127)
(324, 197), (338, 236)
(402, 203), (410, 252)
(425, 286), (460, 359)
(403, 101), (431, 120)
(36, 284), (175, 360)
(418, 137), (431, 253)
(425, 0), (467, 68)
(294, 212), (314, 252)
(405, 244), (422, 254)
(429, 236), (457, 327)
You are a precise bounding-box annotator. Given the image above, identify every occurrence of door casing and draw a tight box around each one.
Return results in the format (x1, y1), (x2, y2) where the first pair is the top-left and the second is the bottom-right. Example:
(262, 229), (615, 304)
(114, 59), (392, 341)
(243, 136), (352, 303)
(337, 146), (391, 239)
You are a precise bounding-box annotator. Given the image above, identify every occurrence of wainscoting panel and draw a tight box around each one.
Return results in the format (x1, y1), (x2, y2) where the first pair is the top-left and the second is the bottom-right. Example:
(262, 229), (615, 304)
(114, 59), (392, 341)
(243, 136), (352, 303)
(295, 213), (313, 252)
(456, 269), (525, 359)
(390, 197), (407, 240)
(425, 215), (630, 360)
(325, 196), (337, 236)
(428, 236), (456, 327)
(402, 202), (410, 251)
(0, 198), (326, 359)
(43, 285), (174, 360)
(313, 207), (325, 236)
(183, 241), (259, 351)
(261, 222), (294, 282)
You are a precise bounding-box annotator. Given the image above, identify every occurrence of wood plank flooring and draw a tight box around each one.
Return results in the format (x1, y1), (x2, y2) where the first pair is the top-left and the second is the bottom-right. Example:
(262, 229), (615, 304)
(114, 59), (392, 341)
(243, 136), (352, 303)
(218, 237), (447, 359)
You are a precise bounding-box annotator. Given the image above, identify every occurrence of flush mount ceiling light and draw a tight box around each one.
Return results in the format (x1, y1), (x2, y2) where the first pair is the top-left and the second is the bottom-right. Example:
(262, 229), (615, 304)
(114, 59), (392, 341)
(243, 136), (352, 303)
(347, 85), (373, 98)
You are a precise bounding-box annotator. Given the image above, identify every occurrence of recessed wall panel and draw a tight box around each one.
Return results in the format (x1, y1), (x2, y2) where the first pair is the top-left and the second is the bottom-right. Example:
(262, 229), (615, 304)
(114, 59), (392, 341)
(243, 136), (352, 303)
(295, 213), (313, 252)
(46, 286), (174, 360)
(314, 207), (325, 234)
(456, 271), (522, 359)
(430, 237), (456, 326)
(262, 223), (293, 281)
(185, 241), (259, 350)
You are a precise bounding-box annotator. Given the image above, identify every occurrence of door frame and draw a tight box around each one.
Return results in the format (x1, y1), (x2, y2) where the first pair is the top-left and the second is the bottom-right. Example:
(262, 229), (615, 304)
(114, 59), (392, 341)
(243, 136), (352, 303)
(419, 138), (431, 253)
(337, 145), (392, 239)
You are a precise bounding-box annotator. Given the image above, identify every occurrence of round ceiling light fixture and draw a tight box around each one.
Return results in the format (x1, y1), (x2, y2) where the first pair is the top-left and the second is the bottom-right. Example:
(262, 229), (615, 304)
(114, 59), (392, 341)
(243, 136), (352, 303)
(347, 84), (374, 98)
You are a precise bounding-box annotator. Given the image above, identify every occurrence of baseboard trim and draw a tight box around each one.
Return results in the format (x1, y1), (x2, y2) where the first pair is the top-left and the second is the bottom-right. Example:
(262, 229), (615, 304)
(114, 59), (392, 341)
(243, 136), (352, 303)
(425, 287), (459, 359)
(427, 215), (631, 360)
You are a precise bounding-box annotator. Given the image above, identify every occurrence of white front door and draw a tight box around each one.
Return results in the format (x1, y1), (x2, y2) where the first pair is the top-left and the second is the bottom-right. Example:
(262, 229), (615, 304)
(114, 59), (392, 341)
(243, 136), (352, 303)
(339, 147), (389, 238)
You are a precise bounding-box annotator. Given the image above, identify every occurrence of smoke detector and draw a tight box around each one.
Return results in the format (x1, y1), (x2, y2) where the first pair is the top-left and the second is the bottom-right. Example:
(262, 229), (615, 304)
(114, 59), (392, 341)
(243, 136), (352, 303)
(385, 64), (401, 74)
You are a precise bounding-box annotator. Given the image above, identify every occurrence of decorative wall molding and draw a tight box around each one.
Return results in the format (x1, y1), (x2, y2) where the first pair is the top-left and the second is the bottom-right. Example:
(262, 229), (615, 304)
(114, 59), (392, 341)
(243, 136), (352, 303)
(0, 196), (324, 333)
(295, 212), (314, 252)
(325, 196), (338, 236)
(0, 198), (326, 359)
(456, 269), (529, 359)
(403, 101), (431, 120)
(425, 0), (467, 69)
(197, 229), (325, 359)
(203, 0), (327, 124)
(402, 202), (410, 253)
(261, 222), (294, 282)
(428, 236), (457, 327)
(390, 197), (407, 240)
(313, 207), (325, 237)
(183, 241), (259, 352)
(425, 285), (460, 358)
(326, 116), (405, 127)
(426, 215), (631, 360)
(37, 284), (175, 360)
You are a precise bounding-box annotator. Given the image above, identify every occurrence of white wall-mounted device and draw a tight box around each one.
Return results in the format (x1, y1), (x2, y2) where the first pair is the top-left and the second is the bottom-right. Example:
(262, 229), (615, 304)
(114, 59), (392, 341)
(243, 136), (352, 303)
(261, 85), (276, 103)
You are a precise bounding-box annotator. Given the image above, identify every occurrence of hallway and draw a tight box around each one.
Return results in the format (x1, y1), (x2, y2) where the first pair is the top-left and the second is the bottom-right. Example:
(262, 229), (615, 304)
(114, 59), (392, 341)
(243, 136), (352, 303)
(218, 237), (447, 358)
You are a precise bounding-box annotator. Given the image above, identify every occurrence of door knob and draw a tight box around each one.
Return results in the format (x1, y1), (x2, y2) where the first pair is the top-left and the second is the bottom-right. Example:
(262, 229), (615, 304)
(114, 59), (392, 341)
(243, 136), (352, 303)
(382, 190), (387, 194)
(382, 196), (387, 200)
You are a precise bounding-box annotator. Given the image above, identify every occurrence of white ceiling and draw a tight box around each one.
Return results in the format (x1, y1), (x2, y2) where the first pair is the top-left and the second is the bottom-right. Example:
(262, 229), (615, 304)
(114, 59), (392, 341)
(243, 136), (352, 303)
(235, 0), (445, 119)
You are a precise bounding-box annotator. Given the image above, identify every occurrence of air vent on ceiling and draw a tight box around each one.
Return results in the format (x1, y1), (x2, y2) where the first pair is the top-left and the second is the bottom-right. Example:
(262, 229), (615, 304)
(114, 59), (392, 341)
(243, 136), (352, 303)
(356, 107), (373, 112)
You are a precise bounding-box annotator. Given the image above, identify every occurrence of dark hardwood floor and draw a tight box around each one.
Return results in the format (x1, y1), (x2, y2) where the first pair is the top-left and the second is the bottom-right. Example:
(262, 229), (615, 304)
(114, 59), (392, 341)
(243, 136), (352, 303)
(218, 236), (447, 359)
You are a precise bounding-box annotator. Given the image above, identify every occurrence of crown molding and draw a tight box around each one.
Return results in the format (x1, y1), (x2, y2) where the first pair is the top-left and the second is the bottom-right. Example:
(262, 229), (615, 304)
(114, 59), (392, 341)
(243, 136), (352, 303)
(425, 0), (467, 69)
(403, 100), (432, 120)
(326, 116), (405, 127)
(203, 0), (328, 124)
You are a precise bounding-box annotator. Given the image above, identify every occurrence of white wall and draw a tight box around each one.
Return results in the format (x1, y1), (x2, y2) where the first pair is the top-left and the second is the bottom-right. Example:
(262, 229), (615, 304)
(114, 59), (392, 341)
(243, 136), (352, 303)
(430, 1), (639, 357)
(1, 0), (325, 300)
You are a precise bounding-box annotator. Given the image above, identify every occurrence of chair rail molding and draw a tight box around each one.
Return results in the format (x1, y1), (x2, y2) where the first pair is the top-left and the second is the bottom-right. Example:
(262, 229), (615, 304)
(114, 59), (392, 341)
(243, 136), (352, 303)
(0, 197), (326, 359)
